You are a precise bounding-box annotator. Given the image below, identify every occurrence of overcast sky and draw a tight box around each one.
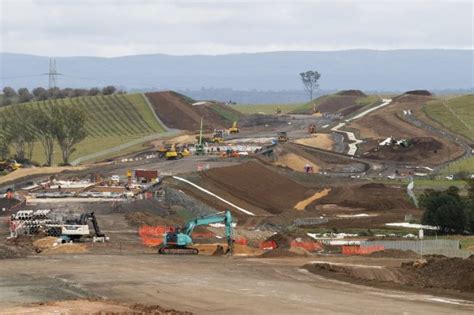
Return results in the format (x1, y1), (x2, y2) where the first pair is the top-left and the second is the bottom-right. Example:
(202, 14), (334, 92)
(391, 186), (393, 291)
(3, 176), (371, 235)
(1, 0), (472, 57)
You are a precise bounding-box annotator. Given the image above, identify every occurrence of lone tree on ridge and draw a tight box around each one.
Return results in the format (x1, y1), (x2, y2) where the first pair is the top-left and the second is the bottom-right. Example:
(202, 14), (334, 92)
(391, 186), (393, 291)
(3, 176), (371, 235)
(300, 70), (321, 101)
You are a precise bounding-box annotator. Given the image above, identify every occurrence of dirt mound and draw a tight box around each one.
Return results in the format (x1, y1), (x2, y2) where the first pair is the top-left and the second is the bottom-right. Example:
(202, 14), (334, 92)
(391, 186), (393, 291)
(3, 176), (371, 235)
(145, 91), (241, 131)
(274, 153), (319, 173)
(402, 257), (474, 292)
(337, 90), (367, 97)
(313, 183), (416, 212)
(294, 188), (331, 210)
(200, 161), (313, 214)
(239, 114), (289, 128)
(404, 90), (432, 96)
(293, 134), (334, 151)
(368, 249), (419, 258)
(194, 243), (263, 256)
(1, 298), (192, 314)
(41, 243), (87, 255)
(364, 137), (443, 163)
(33, 236), (58, 251)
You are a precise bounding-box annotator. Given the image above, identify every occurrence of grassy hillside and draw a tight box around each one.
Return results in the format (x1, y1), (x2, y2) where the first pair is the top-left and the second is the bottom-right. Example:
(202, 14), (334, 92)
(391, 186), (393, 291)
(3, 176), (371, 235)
(234, 103), (303, 115)
(424, 94), (474, 141)
(0, 93), (165, 164)
(289, 91), (381, 115)
(441, 156), (474, 175)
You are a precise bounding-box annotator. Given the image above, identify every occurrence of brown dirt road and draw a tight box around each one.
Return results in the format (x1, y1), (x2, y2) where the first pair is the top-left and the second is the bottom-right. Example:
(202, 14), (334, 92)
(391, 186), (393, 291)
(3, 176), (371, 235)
(0, 254), (472, 314)
(348, 94), (464, 166)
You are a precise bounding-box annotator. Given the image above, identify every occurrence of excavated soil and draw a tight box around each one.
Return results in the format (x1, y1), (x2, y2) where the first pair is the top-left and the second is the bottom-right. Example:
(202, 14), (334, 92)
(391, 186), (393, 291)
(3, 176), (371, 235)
(200, 161), (315, 215)
(318, 96), (360, 115)
(1, 298), (192, 314)
(260, 246), (312, 258)
(274, 153), (320, 173)
(313, 183), (414, 212)
(294, 188), (331, 210)
(348, 94), (464, 165)
(363, 137), (444, 163)
(145, 91), (241, 131)
(305, 256), (474, 299)
(368, 249), (419, 259)
(293, 133), (334, 151)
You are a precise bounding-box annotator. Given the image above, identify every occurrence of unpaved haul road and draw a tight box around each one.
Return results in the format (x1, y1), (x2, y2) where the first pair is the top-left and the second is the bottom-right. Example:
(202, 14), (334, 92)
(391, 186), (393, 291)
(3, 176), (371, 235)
(0, 255), (472, 314)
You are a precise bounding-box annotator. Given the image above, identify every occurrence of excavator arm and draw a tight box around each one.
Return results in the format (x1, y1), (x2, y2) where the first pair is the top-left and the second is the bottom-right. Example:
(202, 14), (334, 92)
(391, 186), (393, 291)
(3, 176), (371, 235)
(160, 210), (234, 255)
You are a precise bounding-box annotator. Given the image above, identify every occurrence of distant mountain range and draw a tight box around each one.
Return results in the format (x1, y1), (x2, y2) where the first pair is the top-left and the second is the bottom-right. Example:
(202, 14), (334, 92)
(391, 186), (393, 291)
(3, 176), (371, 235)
(1, 50), (473, 94)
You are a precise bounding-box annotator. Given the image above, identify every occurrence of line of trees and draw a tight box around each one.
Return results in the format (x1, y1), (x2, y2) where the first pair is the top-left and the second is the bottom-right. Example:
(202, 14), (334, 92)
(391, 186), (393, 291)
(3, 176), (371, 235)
(0, 105), (87, 166)
(420, 181), (474, 234)
(1, 86), (124, 107)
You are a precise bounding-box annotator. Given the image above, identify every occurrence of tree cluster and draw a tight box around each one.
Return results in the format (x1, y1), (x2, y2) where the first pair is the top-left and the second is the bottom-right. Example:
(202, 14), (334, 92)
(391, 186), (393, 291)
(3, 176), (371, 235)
(1, 86), (124, 107)
(0, 106), (87, 166)
(420, 181), (474, 234)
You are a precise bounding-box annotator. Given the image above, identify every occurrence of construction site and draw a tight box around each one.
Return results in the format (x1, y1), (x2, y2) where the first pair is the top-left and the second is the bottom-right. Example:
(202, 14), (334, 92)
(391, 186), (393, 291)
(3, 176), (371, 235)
(0, 87), (473, 314)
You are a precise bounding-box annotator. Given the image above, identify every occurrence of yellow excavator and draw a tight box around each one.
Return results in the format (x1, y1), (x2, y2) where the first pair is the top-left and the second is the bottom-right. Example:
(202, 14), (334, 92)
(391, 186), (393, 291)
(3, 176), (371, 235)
(0, 159), (22, 172)
(228, 121), (239, 134)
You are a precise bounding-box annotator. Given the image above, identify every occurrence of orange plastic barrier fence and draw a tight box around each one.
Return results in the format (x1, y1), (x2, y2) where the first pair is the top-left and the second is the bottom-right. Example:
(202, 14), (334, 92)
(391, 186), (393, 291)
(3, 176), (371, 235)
(342, 245), (384, 255)
(141, 237), (163, 247)
(290, 240), (323, 252)
(259, 240), (277, 250)
(234, 238), (248, 245)
(139, 225), (175, 237)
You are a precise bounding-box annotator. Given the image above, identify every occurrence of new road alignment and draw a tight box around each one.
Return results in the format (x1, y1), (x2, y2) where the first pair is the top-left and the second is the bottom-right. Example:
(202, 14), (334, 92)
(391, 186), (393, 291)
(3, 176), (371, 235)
(331, 99), (392, 156)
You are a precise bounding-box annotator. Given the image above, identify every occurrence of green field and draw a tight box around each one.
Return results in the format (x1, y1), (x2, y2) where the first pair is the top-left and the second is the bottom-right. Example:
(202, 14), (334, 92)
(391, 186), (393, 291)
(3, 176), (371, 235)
(424, 94), (474, 141)
(234, 103), (303, 114)
(0, 93), (165, 164)
(441, 156), (474, 175)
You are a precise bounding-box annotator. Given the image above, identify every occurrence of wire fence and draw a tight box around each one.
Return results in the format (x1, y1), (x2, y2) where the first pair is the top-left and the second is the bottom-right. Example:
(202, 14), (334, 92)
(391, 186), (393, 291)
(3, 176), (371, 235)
(361, 239), (471, 258)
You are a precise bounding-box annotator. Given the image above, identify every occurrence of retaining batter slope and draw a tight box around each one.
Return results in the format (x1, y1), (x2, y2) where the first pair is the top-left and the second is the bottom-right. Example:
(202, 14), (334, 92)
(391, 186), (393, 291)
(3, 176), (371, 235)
(145, 91), (242, 131)
(199, 161), (316, 215)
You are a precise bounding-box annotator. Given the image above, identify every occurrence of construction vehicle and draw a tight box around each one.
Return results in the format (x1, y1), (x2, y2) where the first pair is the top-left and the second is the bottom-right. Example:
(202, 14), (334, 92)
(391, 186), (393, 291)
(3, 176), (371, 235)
(61, 212), (107, 242)
(307, 124), (316, 134)
(212, 129), (225, 143)
(195, 117), (205, 155)
(277, 131), (288, 143)
(159, 210), (234, 255)
(228, 121), (239, 134)
(0, 159), (22, 172)
(10, 210), (107, 242)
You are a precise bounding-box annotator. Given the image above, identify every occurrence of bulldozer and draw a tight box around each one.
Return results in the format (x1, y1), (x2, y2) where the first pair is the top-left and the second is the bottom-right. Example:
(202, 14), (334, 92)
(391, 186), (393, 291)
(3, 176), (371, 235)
(212, 129), (225, 143)
(277, 131), (288, 143)
(0, 159), (22, 172)
(228, 121), (239, 134)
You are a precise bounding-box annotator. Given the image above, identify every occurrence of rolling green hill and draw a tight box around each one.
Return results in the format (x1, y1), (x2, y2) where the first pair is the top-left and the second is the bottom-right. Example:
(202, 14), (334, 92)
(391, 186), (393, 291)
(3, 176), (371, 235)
(289, 91), (381, 115)
(0, 93), (166, 164)
(424, 94), (474, 141)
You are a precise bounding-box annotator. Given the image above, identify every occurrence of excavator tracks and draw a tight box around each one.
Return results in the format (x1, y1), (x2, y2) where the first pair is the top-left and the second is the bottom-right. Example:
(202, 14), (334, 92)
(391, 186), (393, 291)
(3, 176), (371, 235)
(158, 246), (199, 255)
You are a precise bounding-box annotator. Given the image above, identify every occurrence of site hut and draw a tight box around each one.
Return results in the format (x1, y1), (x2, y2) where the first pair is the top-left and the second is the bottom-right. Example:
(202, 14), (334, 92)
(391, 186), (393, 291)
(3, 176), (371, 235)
(134, 170), (159, 184)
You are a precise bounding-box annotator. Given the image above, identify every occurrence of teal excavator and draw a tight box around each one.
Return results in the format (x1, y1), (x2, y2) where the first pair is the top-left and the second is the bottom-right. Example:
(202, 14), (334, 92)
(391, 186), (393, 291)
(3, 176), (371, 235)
(159, 210), (234, 255)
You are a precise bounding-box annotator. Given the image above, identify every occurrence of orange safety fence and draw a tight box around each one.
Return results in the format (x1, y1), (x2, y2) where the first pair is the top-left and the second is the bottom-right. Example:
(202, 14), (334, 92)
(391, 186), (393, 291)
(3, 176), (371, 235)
(259, 240), (277, 250)
(290, 240), (323, 252)
(234, 238), (248, 245)
(139, 225), (175, 237)
(342, 245), (384, 255)
(141, 236), (163, 247)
